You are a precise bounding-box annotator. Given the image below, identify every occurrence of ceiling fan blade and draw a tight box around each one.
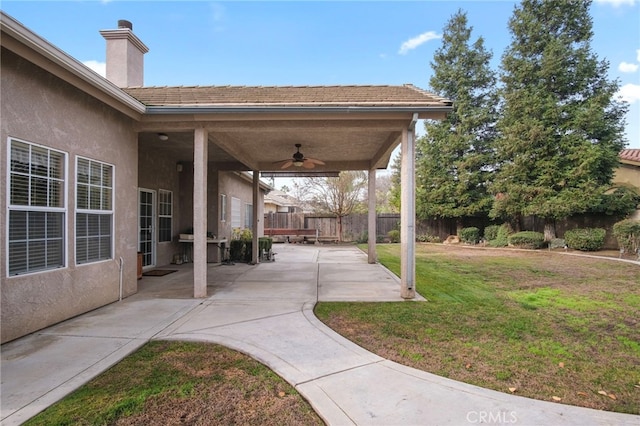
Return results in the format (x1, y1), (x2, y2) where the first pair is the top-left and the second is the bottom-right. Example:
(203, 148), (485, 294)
(306, 158), (325, 165)
(280, 160), (293, 169)
(302, 160), (316, 169)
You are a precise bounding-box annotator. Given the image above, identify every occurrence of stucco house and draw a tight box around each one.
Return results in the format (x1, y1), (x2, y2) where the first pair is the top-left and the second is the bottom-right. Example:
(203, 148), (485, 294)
(614, 148), (640, 220)
(1, 13), (452, 343)
(264, 189), (304, 214)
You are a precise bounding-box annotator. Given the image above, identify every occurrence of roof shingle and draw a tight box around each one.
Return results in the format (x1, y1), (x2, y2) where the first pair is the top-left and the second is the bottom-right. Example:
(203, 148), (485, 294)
(123, 84), (451, 108)
(620, 149), (640, 163)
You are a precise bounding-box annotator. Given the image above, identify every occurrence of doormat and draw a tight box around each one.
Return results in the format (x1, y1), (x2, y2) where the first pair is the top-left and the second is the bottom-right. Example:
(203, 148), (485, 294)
(142, 269), (177, 277)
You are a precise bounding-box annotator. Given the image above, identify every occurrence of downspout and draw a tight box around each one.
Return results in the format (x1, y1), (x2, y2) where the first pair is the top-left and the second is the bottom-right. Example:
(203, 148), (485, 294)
(409, 112), (419, 132)
(119, 257), (124, 301)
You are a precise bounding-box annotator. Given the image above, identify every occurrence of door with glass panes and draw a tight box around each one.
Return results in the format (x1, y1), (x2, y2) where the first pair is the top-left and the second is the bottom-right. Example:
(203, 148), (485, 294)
(138, 189), (156, 268)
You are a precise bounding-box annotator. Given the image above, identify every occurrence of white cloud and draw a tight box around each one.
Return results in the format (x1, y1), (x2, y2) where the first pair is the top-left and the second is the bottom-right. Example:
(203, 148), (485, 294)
(210, 2), (225, 21)
(619, 61), (639, 72)
(594, 0), (636, 6)
(618, 83), (640, 104)
(83, 60), (106, 77)
(398, 31), (441, 55)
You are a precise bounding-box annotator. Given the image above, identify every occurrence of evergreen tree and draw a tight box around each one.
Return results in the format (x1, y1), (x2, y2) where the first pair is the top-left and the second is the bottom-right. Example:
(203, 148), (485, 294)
(416, 9), (498, 230)
(492, 0), (628, 239)
(389, 152), (402, 212)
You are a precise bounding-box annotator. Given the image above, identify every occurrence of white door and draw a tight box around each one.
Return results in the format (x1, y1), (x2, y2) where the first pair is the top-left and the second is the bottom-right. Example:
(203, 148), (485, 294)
(138, 189), (156, 268)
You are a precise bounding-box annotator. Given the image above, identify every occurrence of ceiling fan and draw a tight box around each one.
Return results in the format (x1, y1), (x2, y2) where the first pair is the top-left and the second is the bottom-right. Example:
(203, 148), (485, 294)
(274, 144), (325, 169)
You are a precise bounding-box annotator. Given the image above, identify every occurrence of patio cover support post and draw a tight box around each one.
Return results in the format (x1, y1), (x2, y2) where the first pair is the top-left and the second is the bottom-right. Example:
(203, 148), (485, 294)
(252, 171), (260, 264)
(193, 127), (208, 298)
(400, 115), (417, 299)
(367, 168), (377, 264)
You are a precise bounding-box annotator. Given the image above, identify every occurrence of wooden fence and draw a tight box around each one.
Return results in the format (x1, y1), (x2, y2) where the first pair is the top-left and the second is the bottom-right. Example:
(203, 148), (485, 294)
(263, 212), (400, 241)
(264, 211), (624, 248)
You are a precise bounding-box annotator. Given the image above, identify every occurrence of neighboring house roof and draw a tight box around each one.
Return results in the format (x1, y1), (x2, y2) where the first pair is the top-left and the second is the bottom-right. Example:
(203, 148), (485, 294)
(264, 190), (300, 208)
(123, 84), (452, 109)
(620, 149), (640, 165)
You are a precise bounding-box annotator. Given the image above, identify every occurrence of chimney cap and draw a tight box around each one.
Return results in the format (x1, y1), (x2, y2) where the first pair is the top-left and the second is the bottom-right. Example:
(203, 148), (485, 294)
(117, 20), (133, 30)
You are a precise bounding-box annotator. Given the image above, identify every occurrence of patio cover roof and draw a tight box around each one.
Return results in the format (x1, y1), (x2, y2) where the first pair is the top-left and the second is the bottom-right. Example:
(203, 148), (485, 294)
(125, 85), (452, 173)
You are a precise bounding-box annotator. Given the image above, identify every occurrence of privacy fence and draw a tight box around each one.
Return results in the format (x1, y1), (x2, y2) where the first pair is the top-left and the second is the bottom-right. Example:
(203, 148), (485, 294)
(264, 211), (624, 248)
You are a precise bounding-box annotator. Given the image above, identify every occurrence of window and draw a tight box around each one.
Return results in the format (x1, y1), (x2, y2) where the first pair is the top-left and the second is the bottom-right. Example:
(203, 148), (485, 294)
(244, 203), (253, 230)
(8, 139), (66, 275)
(76, 157), (113, 264)
(158, 190), (172, 242)
(231, 197), (241, 228)
(220, 194), (227, 222)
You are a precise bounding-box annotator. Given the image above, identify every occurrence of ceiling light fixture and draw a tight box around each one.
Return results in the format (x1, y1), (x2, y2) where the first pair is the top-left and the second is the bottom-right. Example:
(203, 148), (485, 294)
(158, 133), (169, 141)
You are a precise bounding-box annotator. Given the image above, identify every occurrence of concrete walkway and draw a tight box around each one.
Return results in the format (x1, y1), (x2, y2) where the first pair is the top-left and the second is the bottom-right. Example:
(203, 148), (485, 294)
(1, 244), (637, 425)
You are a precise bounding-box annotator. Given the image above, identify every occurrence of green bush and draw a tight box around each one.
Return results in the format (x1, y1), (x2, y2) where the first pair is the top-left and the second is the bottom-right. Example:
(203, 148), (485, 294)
(612, 219), (640, 254)
(459, 227), (480, 244)
(243, 241), (253, 262)
(387, 230), (400, 243)
(258, 237), (273, 254)
(564, 228), (606, 251)
(355, 232), (369, 244)
(508, 231), (545, 249)
(416, 234), (441, 243)
(229, 240), (245, 261)
(488, 224), (510, 247)
(483, 225), (501, 242)
(548, 238), (566, 249)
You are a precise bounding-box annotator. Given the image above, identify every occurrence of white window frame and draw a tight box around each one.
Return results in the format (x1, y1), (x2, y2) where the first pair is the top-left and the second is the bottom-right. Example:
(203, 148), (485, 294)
(7, 138), (67, 276)
(231, 197), (242, 229)
(220, 194), (227, 222)
(158, 189), (173, 243)
(75, 156), (114, 265)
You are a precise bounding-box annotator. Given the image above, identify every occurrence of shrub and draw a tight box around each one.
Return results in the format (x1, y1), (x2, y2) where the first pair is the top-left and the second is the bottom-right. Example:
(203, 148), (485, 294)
(416, 234), (441, 243)
(387, 229), (400, 243)
(258, 237), (273, 254)
(564, 228), (606, 251)
(508, 231), (545, 249)
(612, 219), (640, 254)
(548, 238), (566, 249)
(356, 232), (368, 244)
(229, 240), (245, 261)
(243, 241), (253, 262)
(488, 224), (510, 247)
(483, 225), (501, 242)
(459, 227), (480, 244)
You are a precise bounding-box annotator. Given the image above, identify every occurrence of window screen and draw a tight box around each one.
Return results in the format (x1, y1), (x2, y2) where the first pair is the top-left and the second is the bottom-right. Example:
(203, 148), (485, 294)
(76, 157), (113, 264)
(8, 139), (66, 275)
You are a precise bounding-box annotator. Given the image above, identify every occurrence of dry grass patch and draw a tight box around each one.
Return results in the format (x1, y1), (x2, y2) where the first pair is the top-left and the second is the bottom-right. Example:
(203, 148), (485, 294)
(25, 341), (323, 426)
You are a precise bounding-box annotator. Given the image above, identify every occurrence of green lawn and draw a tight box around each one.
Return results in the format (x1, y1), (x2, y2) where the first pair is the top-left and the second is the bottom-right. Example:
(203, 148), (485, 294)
(315, 243), (640, 414)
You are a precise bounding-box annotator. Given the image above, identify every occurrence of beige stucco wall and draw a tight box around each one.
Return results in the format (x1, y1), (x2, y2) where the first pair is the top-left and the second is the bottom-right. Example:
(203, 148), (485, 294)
(138, 147), (183, 266)
(215, 172), (265, 241)
(613, 163), (640, 220)
(614, 163), (640, 189)
(1, 50), (139, 343)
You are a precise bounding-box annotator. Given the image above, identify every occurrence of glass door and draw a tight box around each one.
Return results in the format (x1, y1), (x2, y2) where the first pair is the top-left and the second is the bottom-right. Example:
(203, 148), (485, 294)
(138, 189), (156, 268)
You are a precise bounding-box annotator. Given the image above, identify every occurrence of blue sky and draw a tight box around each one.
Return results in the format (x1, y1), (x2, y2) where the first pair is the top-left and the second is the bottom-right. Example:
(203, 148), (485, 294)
(2, 0), (639, 150)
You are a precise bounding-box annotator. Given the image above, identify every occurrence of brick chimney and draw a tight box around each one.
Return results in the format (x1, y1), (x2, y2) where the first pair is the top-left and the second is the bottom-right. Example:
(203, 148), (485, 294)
(99, 20), (149, 87)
